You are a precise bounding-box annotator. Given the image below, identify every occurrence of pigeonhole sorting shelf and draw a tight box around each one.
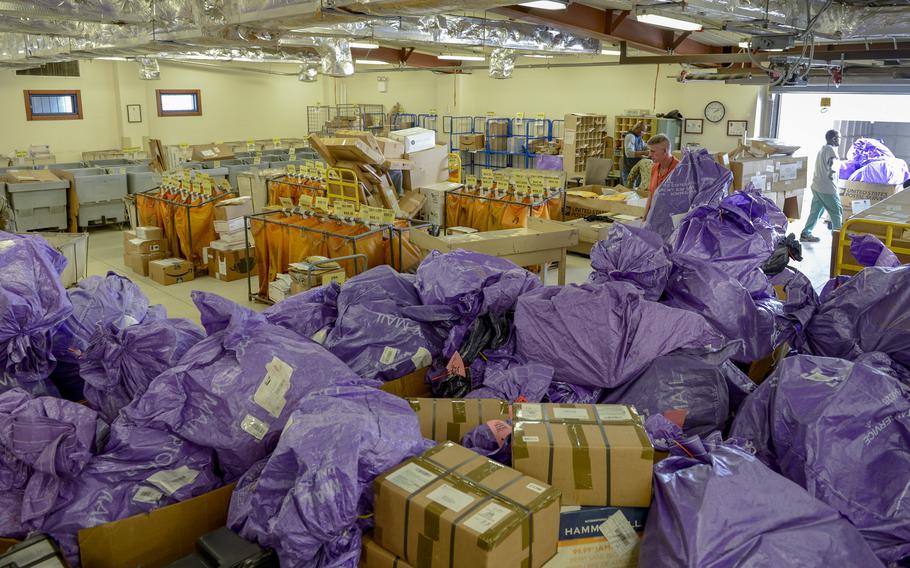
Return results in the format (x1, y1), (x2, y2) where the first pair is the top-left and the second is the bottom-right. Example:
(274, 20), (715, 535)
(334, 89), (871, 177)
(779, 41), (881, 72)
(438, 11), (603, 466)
(2, 170), (69, 231)
(53, 167), (128, 229)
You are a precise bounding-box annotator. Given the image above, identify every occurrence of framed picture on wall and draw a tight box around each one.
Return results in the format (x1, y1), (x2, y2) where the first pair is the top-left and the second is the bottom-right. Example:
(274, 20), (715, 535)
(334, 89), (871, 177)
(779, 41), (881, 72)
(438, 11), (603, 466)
(684, 118), (704, 135)
(727, 120), (748, 137)
(126, 104), (142, 123)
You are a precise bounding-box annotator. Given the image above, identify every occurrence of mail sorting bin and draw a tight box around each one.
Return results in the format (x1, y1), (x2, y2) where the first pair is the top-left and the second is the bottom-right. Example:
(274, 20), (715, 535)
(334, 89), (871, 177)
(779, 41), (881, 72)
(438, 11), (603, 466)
(109, 165), (162, 195)
(61, 167), (128, 228)
(4, 178), (69, 231)
(202, 160), (247, 188)
(87, 158), (137, 167)
(35, 162), (86, 170)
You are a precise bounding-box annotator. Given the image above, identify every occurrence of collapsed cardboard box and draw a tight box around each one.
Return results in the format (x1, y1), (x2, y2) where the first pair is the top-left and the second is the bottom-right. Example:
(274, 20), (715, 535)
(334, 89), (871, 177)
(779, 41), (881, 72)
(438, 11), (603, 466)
(561, 190), (647, 221)
(321, 138), (385, 165)
(383, 158), (413, 171)
(214, 196), (254, 221)
(4, 169), (61, 183)
(214, 217), (246, 234)
(335, 130), (382, 153)
(374, 442), (561, 568)
(459, 134), (485, 152)
(380, 368), (431, 398)
(397, 189), (427, 220)
(191, 144), (234, 163)
(407, 398), (512, 443)
(511, 403), (654, 507)
(149, 258), (195, 285)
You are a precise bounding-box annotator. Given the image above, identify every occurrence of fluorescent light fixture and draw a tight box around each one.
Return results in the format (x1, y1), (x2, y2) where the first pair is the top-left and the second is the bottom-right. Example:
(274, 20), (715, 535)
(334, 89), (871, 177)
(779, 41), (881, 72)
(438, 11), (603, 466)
(601, 49), (621, 56)
(765, 48), (785, 52)
(636, 13), (703, 31)
(438, 54), (485, 61)
(96, 56), (128, 61)
(524, 54), (554, 59)
(518, 0), (568, 10)
(350, 42), (379, 49)
(738, 41), (750, 48)
(356, 59), (389, 65)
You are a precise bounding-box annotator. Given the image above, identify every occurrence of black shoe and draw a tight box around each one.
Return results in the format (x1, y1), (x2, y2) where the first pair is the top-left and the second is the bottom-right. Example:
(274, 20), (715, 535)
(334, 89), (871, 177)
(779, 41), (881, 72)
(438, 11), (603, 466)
(800, 233), (820, 242)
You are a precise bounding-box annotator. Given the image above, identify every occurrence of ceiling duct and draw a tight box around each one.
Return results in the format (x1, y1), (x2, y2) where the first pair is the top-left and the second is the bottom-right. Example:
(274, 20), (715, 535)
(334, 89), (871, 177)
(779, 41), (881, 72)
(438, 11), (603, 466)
(299, 57), (319, 80)
(489, 47), (515, 79)
(137, 57), (160, 79)
(283, 14), (600, 54)
(316, 37), (354, 76)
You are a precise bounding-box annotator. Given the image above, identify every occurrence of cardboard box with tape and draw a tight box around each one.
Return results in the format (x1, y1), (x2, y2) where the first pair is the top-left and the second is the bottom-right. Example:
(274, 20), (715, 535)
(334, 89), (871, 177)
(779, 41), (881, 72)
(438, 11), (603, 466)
(361, 534), (414, 568)
(124, 251), (168, 277)
(543, 506), (648, 568)
(406, 398), (512, 443)
(511, 404), (654, 507)
(135, 226), (164, 240)
(727, 156), (808, 193)
(210, 248), (257, 282)
(214, 196), (254, 221)
(288, 257), (347, 295)
(459, 134), (485, 152)
(149, 258), (196, 285)
(191, 144), (234, 162)
(390, 127), (437, 153)
(373, 442), (561, 568)
(841, 180), (903, 218)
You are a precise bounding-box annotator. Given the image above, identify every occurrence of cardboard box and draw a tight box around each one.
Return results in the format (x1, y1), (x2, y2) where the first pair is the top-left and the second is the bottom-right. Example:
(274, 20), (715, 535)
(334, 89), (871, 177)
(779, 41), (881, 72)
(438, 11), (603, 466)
(728, 156), (808, 193)
(419, 181), (463, 225)
(149, 258), (196, 285)
(191, 144), (234, 162)
(218, 228), (251, 246)
(562, 191), (646, 221)
(125, 237), (169, 255)
(214, 217), (246, 234)
(563, 218), (614, 255)
(214, 196), (254, 221)
(374, 442), (561, 568)
(381, 368), (431, 398)
(390, 127), (437, 153)
(124, 251), (168, 277)
(211, 248), (257, 282)
(511, 404), (654, 507)
(383, 158), (413, 171)
(288, 259), (347, 293)
(78, 484), (234, 568)
(459, 134), (485, 152)
(406, 398), (511, 443)
(377, 137), (406, 159)
(322, 138), (385, 165)
(361, 534), (414, 568)
(409, 218), (578, 259)
(841, 180), (903, 218)
(135, 226), (164, 240)
(404, 145), (450, 191)
(487, 122), (509, 152)
(543, 506), (648, 568)
(4, 169), (60, 182)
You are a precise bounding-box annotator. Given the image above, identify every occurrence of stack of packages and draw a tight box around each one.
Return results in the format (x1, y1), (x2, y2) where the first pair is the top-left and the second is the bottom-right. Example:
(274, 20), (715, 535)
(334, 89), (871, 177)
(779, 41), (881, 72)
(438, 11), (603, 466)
(206, 196), (257, 282)
(122, 226), (169, 277)
(2, 141), (910, 568)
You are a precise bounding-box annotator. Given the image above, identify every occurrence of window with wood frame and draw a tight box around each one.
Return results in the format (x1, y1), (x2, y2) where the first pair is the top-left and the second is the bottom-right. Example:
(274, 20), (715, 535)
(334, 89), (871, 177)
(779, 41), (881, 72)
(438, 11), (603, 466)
(156, 89), (202, 117)
(24, 90), (83, 121)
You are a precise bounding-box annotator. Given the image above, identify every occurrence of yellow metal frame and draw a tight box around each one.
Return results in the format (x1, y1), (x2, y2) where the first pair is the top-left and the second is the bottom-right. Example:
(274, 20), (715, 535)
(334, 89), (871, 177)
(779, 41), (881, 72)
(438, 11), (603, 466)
(325, 167), (361, 208)
(834, 217), (910, 275)
(448, 152), (462, 183)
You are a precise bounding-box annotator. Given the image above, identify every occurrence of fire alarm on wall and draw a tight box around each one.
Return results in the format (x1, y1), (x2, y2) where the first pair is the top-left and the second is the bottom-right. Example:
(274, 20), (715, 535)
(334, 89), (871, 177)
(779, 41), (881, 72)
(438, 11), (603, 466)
(377, 76), (388, 93)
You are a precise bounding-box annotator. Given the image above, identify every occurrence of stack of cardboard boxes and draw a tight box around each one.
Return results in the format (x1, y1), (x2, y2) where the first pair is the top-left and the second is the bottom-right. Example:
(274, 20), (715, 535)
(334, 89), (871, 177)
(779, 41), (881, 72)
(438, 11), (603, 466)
(207, 196), (257, 282)
(123, 226), (169, 277)
(360, 400), (655, 568)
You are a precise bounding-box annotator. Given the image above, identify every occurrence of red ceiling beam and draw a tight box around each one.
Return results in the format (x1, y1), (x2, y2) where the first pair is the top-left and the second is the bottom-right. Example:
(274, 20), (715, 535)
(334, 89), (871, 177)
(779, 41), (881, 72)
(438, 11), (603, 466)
(351, 46), (460, 69)
(491, 4), (722, 55)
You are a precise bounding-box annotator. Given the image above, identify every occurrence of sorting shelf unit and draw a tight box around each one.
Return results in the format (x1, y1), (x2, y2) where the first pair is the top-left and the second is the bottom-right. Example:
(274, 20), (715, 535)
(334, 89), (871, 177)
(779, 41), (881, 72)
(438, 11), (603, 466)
(613, 116), (681, 179)
(563, 113), (609, 177)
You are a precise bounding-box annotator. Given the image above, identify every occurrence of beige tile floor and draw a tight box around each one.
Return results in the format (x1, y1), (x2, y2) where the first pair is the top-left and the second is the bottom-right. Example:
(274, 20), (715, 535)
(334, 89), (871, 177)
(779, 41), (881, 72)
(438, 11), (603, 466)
(86, 227), (265, 324)
(82, 223), (832, 324)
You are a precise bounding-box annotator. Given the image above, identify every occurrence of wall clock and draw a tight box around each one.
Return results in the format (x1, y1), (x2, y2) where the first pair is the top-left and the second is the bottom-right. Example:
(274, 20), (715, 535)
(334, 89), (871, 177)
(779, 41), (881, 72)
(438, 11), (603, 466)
(705, 100), (726, 123)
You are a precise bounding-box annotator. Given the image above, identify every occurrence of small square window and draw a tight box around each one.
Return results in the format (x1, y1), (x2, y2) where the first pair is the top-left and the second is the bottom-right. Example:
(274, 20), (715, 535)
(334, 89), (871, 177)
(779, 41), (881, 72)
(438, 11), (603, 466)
(24, 90), (82, 121)
(156, 89), (202, 117)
